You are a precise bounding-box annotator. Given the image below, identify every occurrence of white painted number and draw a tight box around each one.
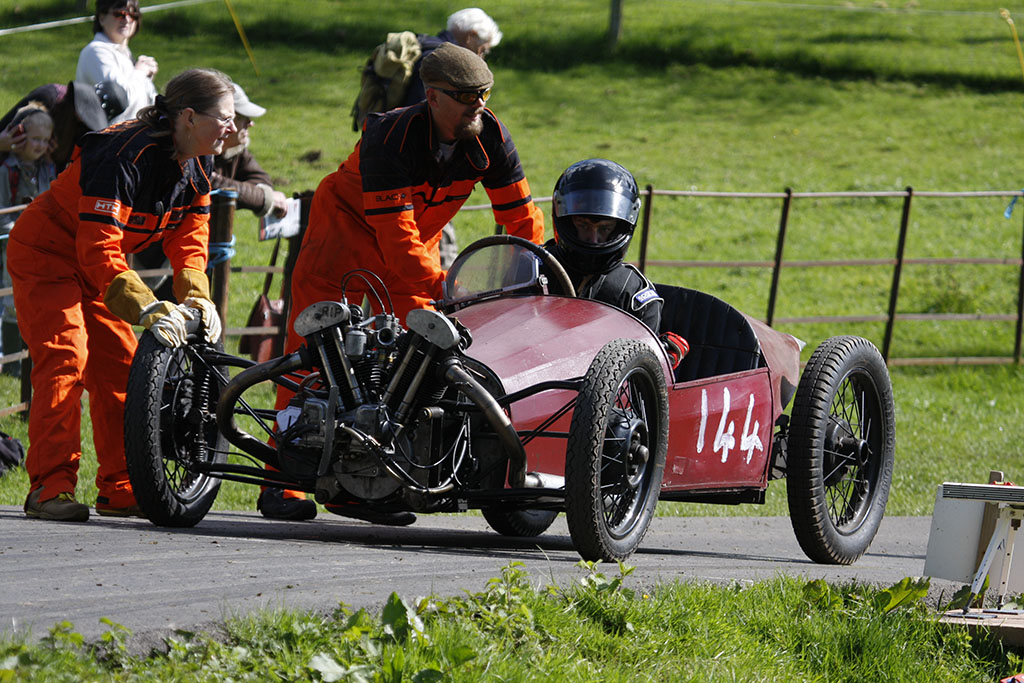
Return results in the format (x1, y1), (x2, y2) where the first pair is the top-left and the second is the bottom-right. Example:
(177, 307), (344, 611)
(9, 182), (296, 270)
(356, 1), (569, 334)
(739, 393), (763, 463)
(697, 387), (763, 464)
(714, 387), (735, 462)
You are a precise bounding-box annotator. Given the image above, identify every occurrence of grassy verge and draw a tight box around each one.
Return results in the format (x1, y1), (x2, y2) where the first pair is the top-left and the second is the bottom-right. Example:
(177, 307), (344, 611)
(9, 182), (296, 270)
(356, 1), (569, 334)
(2, 562), (1020, 681)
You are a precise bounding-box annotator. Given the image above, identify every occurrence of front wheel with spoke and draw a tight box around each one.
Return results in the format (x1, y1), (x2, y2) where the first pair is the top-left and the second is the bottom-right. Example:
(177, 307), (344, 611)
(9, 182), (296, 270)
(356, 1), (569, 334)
(125, 332), (228, 527)
(787, 335), (895, 565)
(565, 338), (668, 562)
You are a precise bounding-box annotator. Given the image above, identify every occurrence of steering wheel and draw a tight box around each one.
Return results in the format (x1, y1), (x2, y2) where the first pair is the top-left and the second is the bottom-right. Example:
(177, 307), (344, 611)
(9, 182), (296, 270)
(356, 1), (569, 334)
(453, 235), (576, 298)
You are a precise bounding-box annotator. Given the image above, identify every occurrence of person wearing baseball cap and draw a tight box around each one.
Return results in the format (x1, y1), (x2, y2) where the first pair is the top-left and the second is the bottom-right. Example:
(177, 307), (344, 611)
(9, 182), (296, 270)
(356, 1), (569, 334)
(210, 83), (286, 219)
(257, 43), (545, 524)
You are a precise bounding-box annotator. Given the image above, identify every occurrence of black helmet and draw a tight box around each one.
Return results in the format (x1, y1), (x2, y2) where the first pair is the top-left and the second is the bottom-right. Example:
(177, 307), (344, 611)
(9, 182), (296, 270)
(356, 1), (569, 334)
(551, 158), (641, 275)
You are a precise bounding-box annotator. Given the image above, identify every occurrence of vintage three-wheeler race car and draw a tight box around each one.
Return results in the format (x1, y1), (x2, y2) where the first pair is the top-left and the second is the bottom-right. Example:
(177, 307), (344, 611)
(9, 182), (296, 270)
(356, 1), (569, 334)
(124, 235), (895, 564)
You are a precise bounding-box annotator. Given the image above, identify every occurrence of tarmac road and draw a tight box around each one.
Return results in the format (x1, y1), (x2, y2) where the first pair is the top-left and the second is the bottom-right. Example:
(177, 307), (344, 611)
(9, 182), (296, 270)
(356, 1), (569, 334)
(0, 506), (958, 647)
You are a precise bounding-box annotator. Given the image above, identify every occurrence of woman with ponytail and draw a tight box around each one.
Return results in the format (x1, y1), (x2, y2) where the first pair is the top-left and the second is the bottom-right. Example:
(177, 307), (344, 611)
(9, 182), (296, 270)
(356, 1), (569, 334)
(8, 68), (235, 522)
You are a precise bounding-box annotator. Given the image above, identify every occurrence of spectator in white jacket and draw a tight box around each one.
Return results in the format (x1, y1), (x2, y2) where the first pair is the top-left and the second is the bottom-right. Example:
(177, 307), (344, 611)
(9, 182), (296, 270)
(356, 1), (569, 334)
(75, 0), (157, 123)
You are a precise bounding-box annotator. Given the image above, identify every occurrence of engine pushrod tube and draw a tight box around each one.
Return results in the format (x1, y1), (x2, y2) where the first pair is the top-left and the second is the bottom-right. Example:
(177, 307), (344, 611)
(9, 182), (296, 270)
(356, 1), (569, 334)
(314, 326), (365, 405)
(393, 344), (437, 424)
(216, 351), (307, 464)
(380, 334), (422, 406)
(442, 360), (527, 488)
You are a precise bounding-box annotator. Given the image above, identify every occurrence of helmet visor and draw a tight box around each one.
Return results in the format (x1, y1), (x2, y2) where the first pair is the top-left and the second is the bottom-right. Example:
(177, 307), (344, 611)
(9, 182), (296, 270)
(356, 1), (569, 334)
(556, 187), (640, 225)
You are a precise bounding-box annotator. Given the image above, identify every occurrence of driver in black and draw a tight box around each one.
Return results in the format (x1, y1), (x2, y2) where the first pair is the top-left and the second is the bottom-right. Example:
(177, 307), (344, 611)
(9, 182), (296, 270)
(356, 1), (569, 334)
(544, 158), (663, 333)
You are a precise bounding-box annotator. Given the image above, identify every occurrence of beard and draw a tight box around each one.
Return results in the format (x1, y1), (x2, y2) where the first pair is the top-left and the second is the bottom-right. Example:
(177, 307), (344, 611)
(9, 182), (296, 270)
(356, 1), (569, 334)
(453, 116), (484, 140)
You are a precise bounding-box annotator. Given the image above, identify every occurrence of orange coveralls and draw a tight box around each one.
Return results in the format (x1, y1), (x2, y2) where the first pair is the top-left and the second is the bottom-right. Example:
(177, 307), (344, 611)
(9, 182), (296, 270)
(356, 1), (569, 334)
(8, 122), (212, 507)
(272, 102), (545, 469)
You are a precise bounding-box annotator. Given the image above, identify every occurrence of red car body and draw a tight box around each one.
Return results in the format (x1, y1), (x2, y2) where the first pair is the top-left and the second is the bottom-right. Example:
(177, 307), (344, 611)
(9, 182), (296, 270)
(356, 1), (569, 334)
(455, 288), (802, 499)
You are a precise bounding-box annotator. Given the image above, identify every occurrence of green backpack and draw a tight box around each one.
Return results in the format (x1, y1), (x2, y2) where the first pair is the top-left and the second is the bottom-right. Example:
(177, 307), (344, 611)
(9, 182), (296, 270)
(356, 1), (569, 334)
(350, 31), (422, 132)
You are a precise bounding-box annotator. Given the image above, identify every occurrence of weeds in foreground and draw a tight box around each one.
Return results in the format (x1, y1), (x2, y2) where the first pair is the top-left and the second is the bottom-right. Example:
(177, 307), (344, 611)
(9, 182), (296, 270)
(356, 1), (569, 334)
(1, 563), (1020, 682)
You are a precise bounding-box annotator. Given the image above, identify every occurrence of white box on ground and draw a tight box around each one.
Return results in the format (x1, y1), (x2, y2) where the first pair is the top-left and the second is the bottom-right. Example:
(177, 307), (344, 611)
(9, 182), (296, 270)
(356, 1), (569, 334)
(924, 482), (1024, 595)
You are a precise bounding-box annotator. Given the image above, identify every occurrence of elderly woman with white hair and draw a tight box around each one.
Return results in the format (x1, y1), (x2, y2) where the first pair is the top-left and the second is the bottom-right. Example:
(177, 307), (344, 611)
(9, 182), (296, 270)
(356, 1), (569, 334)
(446, 7), (503, 57)
(400, 8), (504, 108)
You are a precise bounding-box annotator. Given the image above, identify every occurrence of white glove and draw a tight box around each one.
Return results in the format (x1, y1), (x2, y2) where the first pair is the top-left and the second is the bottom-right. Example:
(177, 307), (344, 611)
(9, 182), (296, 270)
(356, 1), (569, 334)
(140, 301), (196, 348)
(184, 296), (222, 344)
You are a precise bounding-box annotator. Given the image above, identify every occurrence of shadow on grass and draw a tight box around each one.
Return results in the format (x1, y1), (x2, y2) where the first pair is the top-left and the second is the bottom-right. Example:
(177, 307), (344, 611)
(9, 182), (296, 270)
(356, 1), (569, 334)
(184, 12), (1024, 95)
(5, 7), (1019, 94)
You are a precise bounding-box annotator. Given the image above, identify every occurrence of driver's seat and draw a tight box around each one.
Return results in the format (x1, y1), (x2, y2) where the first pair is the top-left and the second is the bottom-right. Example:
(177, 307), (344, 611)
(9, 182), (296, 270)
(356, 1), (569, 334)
(658, 284), (762, 383)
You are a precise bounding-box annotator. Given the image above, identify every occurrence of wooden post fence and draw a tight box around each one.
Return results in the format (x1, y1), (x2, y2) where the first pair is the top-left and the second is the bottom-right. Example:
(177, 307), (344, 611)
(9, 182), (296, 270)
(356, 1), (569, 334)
(2, 186), (1024, 417)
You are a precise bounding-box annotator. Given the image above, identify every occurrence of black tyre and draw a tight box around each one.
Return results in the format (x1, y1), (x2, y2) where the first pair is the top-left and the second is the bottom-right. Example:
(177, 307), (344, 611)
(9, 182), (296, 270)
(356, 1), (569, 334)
(483, 508), (558, 537)
(787, 335), (895, 565)
(565, 339), (668, 562)
(125, 332), (228, 527)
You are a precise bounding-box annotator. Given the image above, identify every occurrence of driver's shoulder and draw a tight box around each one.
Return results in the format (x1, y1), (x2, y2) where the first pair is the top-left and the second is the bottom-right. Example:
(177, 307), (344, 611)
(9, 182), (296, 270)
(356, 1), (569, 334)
(608, 263), (658, 293)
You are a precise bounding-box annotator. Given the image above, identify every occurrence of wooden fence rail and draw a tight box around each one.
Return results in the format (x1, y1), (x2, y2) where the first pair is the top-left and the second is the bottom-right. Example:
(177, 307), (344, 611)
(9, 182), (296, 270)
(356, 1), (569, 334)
(627, 187), (1024, 367)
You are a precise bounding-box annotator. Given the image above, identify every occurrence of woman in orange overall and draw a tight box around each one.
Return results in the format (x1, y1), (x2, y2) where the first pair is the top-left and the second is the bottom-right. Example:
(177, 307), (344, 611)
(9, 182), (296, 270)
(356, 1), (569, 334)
(8, 68), (234, 521)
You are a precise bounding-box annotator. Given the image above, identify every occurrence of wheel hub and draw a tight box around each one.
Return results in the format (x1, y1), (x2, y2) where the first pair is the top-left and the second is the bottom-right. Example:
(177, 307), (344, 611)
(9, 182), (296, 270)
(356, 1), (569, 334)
(839, 435), (870, 467)
(824, 419), (869, 485)
(607, 416), (648, 490)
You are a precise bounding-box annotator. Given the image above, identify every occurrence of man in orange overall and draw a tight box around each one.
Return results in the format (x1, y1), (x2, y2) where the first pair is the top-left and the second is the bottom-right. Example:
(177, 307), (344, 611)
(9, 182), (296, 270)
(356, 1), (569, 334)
(260, 43), (545, 522)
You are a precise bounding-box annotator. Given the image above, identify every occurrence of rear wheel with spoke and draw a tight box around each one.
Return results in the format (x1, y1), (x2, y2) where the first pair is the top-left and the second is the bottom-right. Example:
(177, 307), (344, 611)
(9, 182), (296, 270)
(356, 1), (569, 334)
(483, 508), (558, 537)
(787, 335), (895, 565)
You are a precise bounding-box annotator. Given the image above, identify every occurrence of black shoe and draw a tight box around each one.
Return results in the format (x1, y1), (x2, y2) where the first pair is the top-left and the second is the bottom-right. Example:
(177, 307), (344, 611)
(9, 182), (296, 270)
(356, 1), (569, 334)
(325, 503), (416, 526)
(257, 488), (317, 521)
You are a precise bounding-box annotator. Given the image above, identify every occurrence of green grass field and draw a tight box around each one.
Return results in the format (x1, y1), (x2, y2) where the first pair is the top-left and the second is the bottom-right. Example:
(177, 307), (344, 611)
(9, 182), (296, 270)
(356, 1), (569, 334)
(2, 0), (1024, 516)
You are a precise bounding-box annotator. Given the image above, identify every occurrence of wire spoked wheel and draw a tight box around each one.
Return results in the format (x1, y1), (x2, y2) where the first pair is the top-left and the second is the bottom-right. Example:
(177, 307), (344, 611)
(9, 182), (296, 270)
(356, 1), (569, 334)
(566, 339), (668, 562)
(787, 335), (895, 565)
(125, 332), (228, 527)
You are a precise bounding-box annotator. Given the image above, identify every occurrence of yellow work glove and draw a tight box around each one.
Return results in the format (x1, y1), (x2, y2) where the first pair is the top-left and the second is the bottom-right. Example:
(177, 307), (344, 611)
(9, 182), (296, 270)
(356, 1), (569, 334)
(173, 268), (211, 302)
(104, 270), (157, 325)
(139, 301), (197, 348)
(184, 296), (222, 343)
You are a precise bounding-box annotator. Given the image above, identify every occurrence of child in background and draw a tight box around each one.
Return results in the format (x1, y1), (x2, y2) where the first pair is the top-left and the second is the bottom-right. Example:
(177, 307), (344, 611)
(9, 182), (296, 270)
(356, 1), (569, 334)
(0, 105), (57, 375)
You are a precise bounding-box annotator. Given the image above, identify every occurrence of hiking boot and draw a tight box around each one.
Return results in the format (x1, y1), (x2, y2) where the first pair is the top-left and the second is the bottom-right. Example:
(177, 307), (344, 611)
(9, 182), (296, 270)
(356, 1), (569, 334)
(24, 489), (89, 522)
(325, 502), (416, 526)
(257, 488), (317, 521)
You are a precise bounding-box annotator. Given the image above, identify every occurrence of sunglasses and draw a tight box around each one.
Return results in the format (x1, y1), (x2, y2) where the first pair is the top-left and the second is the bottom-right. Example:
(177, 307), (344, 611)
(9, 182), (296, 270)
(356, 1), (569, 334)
(437, 87), (491, 106)
(110, 8), (139, 20)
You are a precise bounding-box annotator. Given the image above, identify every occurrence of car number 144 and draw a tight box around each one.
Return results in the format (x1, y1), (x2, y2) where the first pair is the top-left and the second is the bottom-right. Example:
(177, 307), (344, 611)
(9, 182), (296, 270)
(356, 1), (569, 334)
(696, 387), (764, 465)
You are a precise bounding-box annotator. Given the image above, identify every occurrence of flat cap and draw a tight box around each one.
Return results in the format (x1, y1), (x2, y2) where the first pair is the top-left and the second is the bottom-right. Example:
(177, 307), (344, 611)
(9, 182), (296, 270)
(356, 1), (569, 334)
(420, 42), (493, 90)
